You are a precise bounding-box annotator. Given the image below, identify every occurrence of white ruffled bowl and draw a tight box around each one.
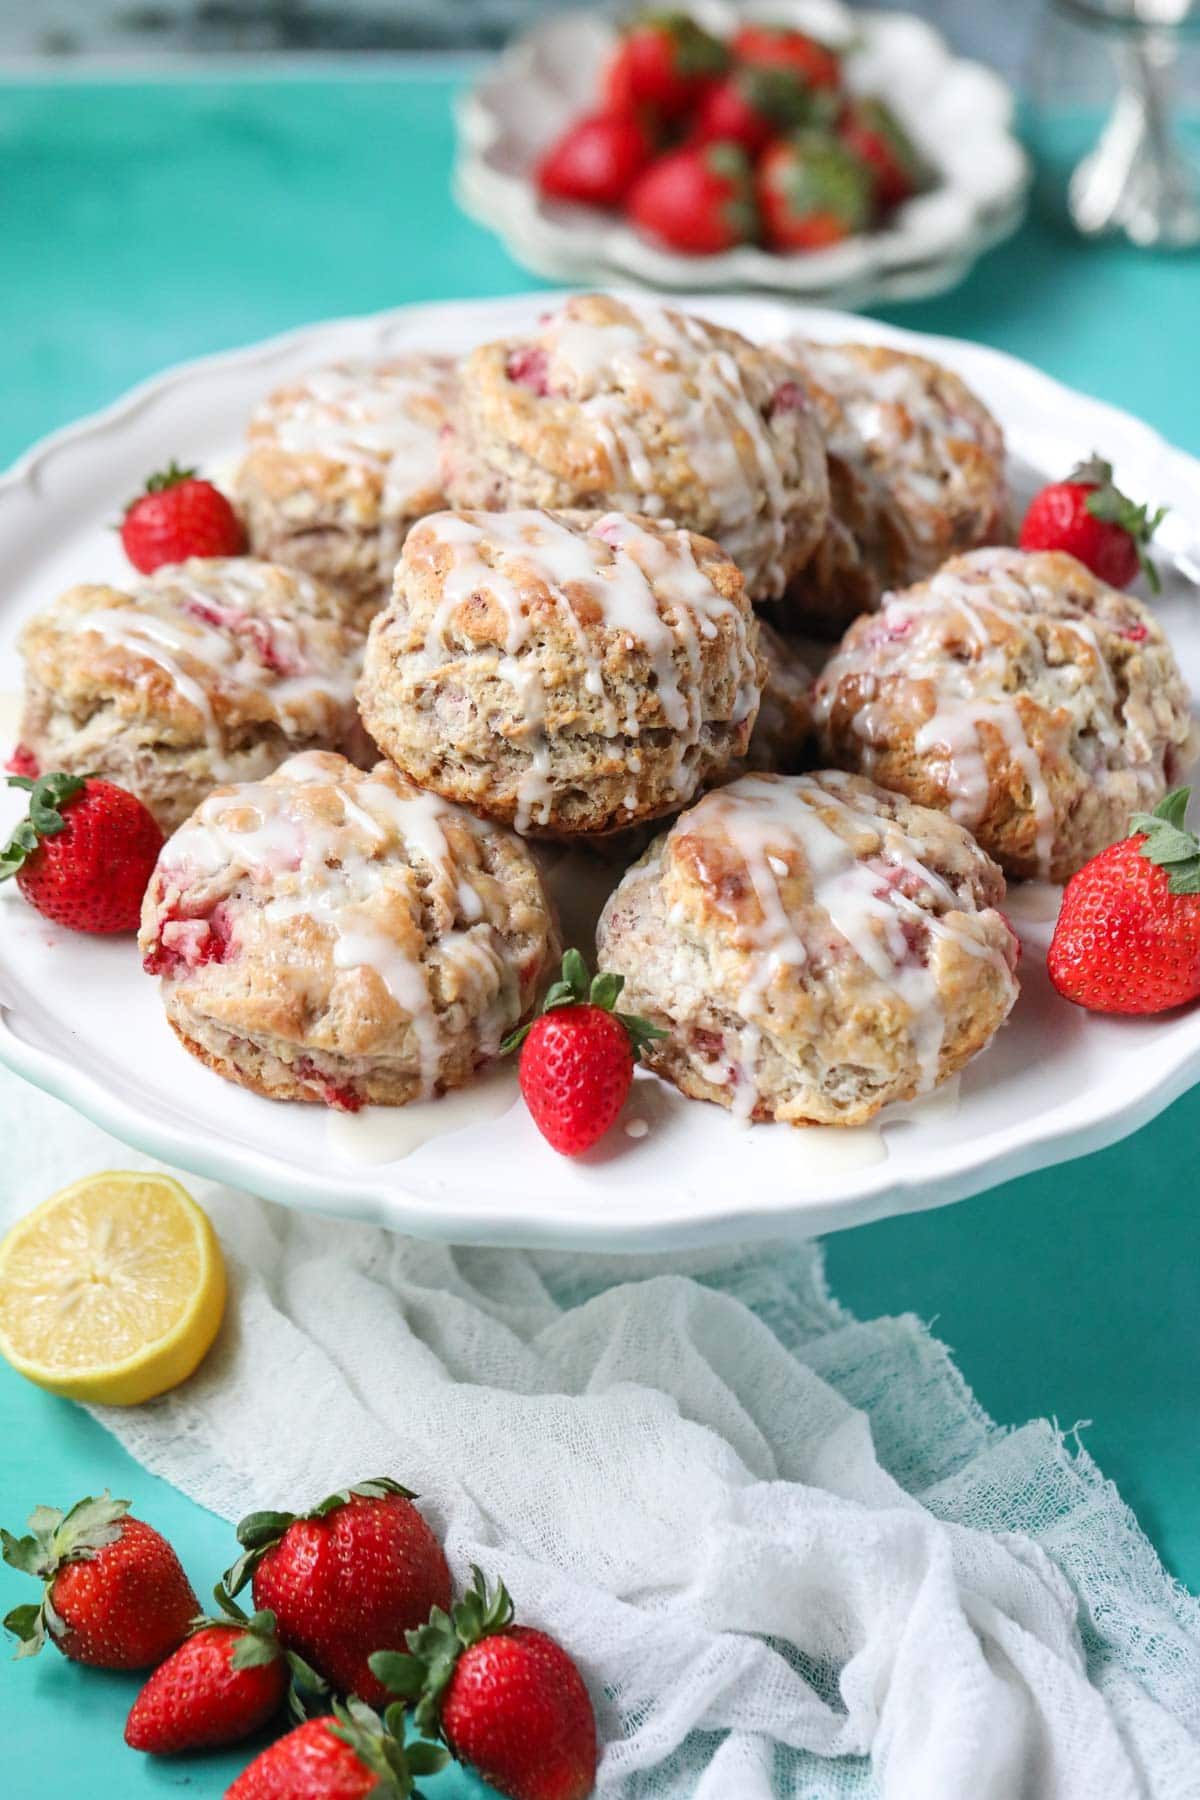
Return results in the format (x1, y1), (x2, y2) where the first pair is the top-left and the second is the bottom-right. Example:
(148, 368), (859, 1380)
(455, 1), (1030, 306)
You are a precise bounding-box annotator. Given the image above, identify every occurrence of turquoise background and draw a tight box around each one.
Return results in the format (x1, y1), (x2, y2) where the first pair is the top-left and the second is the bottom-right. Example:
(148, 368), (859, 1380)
(1, 69), (1198, 1799)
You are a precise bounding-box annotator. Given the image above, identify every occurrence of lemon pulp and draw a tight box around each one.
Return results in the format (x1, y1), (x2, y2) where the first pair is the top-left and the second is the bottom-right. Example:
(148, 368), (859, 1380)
(0, 1172), (226, 1405)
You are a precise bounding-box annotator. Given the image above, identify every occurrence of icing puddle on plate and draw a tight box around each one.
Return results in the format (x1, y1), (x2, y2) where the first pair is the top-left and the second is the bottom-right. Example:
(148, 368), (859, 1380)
(326, 1061), (521, 1165)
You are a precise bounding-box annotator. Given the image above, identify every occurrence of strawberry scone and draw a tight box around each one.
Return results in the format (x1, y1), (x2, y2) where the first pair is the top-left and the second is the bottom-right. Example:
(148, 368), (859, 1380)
(813, 547), (1196, 882)
(139, 751), (557, 1111)
(440, 294), (829, 601)
(14, 559), (365, 832)
(234, 354), (458, 626)
(596, 770), (1019, 1126)
(358, 508), (765, 837)
(775, 341), (1008, 635)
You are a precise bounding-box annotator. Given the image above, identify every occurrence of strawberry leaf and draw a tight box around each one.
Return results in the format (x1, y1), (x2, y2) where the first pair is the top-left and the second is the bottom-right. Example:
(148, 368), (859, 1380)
(1078, 460), (1167, 594)
(1131, 787), (1200, 895)
(503, 950), (667, 1062)
(0, 771), (88, 881)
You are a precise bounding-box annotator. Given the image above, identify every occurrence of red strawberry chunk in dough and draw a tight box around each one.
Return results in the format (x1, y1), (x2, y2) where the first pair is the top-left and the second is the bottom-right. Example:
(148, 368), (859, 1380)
(1121, 623), (1149, 643)
(863, 611), (913, 647)
(182, 596), (300, 676)
(770, 381), (808, 415)
(506, 347), (551, 395)
(6, 743), (39, 778)
(144, 902), (235, 975)
(295, 1058), (364, 1112)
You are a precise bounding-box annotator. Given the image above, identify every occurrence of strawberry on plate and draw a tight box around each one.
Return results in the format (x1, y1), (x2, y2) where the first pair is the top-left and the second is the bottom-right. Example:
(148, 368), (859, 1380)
(1, 771), (164, 934)
(1019, 455), (1166, 592)
(372, 1566), (598, 1800)
(603, 12), (727, 119)
(2, 1491), (197, 1668)
(689, 65), (819, 157)
(731, 21), (841, 91)
(126, 1587), (326, 1755)
(628, 143), (759, 254)
(1048, 789), (1200, 1015)
(537, 110), (654, 208)
(226, 1698), (449, 1800)
(757, 132), (873, 251)
(222, 1476), (451, 1707)
(838, 95), (924, 210)
(120, 461), (245, 575)
(503, 949), (666, 1156)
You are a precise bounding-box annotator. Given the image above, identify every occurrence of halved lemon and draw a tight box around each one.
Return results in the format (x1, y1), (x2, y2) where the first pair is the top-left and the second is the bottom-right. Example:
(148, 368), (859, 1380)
(0, 1172), (226, 1405)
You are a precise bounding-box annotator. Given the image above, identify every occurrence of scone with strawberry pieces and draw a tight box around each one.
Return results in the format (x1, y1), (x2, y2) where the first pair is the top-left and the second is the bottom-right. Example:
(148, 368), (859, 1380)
(440, 294), (829, 601)
(15, 558), (365, 833)
(774, 341), (1008, 635)
(596, 770), (1020, 1126)
(234, 354), (458, 627)
(139, 751), (557, 1111)
(358, 507), (766, 837)
(813, 546), (1197, 882)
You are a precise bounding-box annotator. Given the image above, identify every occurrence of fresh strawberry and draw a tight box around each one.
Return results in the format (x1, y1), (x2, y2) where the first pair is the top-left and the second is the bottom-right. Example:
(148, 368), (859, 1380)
(120, 461), (245, 575)
(603, 13), (727, 119)
(0, 771), (164, 934)
(1019, 456), (1166, 592)
(373, 1568), (597, 1800)
(222, 1477), (451, 1707)
(689, 66), (817, 157)
(2, 1492), (196, 1669)
(628, 143), (759, 255)
(757, 133), (873, 251)
(537, 110), (654, 209)
(126, 1588), (325, 1755)
(731, 22), (841, 90)
(226, 1698), (448, 1800)
(838, 96), (924, 210)
(1048, 789), (1200, 1015)
(503, 949), (665, 1156)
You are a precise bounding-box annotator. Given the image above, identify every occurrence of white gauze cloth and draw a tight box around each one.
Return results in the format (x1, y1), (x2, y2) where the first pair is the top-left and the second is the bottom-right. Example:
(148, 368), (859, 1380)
(4, 1078), (1200, 1800)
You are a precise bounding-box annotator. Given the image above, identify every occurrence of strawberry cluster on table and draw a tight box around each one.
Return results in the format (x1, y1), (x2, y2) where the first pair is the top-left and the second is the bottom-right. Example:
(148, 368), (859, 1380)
(536, 12), (926, 255)
(3, 1480), (597, 1799)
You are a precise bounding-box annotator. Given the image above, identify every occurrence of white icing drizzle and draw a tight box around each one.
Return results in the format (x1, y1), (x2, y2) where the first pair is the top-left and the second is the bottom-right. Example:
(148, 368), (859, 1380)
(249, 358), (454, 517)
(814, 549), (1150, 878)
(163, 757), (513, 1099)
(543, 303), (791, 593)
(681, 773), (1007, 1116)
(68, 562), (359, 780)
(414, 509), (759, 833)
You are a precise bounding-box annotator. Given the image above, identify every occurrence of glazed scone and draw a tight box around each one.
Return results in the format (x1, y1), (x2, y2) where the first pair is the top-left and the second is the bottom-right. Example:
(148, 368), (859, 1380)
(139, 751), (557, 1111)
(441, 294), (829, 601)
(775, 341), (1008, 636)
(358, 508), (766, 837)
(596, 770), (1019, 1127)
(813, 546), (1197, 882)
(16, 559), (366, 832)
(234, 354), (458, 626)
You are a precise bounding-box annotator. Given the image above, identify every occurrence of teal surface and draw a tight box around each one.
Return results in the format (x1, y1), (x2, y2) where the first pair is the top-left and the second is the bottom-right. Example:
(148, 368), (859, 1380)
(2, 70), (1199, 1800)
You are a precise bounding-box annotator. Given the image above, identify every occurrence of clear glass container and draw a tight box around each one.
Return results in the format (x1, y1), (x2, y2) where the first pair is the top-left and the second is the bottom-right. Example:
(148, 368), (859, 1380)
(1027, 0), (1200, 247)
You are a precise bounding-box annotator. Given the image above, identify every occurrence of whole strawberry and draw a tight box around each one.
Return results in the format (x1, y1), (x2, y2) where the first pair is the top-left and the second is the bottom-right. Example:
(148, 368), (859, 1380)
(120, 461), (245, 574)
(1, 771), (164, 933)
(222, 1477), (451, 1707)
(603, 13), (727, 119)
(2, 1492), (196, 1669)
(373, 1568), (598, 1800)
(125, 1587), (326, 1756)
(537, 110), (654, 209)
(757, 133), (873, 252)
(838, 96), (924, 210)
(731, 21), (841, 91)
(1020, 455), (1166, 592)
(504, 950), (666, 1156)
(628, 143), (759, 256)
(1049, 789), (1200, 1015)
(226, 1697), (448, 1800)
